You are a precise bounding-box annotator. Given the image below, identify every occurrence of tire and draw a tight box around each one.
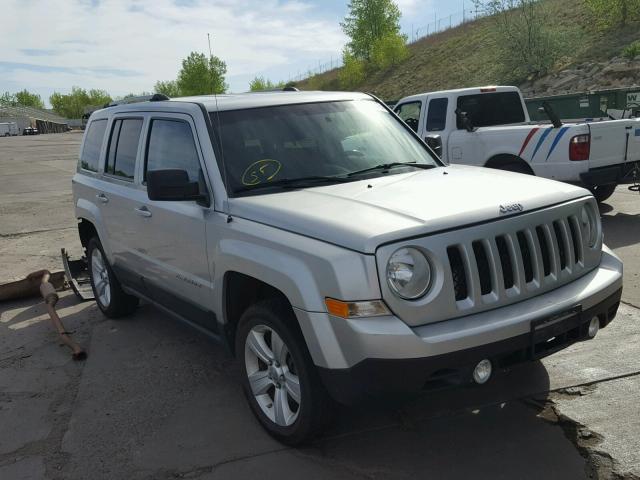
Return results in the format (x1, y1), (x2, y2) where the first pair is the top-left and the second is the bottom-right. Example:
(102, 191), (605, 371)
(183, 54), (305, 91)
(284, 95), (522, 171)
(590, 184), (616, 203)
(87, 237), (138, 318)
(236, 299), (332, 445)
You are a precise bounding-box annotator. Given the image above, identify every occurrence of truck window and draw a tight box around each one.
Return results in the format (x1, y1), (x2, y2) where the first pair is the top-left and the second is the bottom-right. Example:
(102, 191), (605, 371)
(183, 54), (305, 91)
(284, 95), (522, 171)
(106, 118), (142, 180)
(80, 119), (107, 172)
(456, 92), (525, 129)
(395, 101), (421, 132)
(426, 98), (448, 131)
(145, 119), (201, 182)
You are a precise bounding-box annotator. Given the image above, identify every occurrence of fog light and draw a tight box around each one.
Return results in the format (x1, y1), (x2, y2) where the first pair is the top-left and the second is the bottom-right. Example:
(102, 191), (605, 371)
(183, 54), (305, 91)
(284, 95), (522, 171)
(473, 359), (492, 384)
(588, 316), (600, 338)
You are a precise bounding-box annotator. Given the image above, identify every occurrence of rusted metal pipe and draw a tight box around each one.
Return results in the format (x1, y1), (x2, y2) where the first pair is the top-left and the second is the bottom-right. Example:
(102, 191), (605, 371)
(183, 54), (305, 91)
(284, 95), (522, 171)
(35, 270), (87, 361)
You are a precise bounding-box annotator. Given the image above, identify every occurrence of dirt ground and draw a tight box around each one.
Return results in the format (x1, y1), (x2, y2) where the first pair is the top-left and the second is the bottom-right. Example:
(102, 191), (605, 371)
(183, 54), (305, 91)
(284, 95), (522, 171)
(1, 133), (639, 479)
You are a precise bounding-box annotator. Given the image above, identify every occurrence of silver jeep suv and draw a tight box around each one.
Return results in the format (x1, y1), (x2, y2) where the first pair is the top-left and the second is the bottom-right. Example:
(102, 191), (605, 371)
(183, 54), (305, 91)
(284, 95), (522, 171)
(73, 91), (623, 444)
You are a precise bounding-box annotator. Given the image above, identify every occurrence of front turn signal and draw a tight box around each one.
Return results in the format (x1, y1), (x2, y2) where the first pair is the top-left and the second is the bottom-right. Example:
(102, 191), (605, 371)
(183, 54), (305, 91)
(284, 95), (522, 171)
(324, 298), (391, 319)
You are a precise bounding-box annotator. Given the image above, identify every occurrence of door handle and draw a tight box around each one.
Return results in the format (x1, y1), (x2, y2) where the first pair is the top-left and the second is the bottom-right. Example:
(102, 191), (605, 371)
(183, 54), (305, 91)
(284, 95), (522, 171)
(134, 206), (152, 218)
(96, 193), (109, 203)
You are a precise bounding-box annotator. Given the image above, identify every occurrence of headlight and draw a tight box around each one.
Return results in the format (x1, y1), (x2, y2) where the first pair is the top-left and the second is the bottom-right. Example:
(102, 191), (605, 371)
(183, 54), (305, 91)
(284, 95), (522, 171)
(386, 247), (432, 299)
(581, 202), (599, 248)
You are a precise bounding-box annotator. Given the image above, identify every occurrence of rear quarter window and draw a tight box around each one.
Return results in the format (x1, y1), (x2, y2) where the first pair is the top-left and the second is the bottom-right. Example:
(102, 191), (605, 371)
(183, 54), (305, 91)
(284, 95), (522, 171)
(80, 119), (107, 172)
(456, 92), (525, 128)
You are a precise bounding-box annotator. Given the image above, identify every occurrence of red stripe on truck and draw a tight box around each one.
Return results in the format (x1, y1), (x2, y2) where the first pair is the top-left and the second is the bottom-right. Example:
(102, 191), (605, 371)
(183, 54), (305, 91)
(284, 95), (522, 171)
(518, 127), (539, 157)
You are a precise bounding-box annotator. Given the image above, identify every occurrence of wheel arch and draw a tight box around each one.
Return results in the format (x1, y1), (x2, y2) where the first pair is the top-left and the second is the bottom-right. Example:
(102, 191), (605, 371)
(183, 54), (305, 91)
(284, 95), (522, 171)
(484, 153), (535, 175)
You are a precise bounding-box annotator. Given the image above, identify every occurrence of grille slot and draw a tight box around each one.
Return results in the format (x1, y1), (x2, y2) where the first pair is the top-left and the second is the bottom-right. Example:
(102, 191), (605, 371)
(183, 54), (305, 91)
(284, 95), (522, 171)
(553, 221), (567, 270)
(447, 246), (468, 301)
(568, 216), (583, 264)
(536, 226), (552, 277)
(495, 236), (514, 289)
(472, 241), (493, 295)
(517, 231), (534, 283)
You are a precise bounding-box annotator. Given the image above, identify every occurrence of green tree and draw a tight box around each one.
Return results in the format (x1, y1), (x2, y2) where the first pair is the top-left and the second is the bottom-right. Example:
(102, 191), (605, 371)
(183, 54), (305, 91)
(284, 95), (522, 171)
(370, 32), (409, 69)
(479, 0), (560, 80)
(338, 51), (366, 89)
(50, 87), (112, 118)
(0, 89), (44, 108)
(249, 76), (285, 91)
(154, 80), (181, 97)
(585, 0), (640, 28)
(341, 0), (405, 61)
(176, 52), (228, 96)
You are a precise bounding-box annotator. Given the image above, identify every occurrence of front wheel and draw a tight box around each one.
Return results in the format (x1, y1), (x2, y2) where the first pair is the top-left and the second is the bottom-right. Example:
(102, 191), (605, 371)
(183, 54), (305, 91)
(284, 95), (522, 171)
(590, 184), (616, 203)
(236, 299), (331, 445)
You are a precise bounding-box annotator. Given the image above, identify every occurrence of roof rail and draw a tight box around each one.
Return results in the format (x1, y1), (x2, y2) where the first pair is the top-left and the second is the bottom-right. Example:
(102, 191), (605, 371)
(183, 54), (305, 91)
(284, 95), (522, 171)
(105, 93), (170, 108)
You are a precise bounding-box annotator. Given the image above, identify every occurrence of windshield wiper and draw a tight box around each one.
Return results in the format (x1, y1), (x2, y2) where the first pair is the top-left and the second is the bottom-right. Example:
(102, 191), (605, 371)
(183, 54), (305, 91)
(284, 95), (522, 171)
(346, 162), (436, 178)
(234, 175), (353, 194)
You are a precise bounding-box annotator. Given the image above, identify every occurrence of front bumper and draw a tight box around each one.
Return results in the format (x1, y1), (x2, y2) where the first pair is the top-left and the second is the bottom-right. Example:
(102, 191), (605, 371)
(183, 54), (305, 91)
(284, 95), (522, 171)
(294, 247), (623, 404)
(580, 161), (640, 186)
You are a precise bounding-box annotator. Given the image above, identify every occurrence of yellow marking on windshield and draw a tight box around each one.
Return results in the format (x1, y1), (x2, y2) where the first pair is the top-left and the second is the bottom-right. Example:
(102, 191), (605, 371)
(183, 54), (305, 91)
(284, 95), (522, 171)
(241, 159), (282, 186)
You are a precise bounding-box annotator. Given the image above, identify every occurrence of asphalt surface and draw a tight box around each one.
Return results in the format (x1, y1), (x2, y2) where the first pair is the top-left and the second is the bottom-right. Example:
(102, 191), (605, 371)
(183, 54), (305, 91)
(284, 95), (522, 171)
(1, 133), (639, 479)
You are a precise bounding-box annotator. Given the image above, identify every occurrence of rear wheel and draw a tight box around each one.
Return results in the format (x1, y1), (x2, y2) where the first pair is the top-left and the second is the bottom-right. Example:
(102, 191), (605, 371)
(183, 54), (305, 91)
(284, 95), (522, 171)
(87, 237), (138, 318)
(590, 184), (616, 203)
(236, 299), (331, 445)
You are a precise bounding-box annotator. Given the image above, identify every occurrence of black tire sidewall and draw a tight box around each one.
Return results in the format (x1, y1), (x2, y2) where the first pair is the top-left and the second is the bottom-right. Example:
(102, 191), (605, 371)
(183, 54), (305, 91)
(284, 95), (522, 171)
(235, 301), (323, 445)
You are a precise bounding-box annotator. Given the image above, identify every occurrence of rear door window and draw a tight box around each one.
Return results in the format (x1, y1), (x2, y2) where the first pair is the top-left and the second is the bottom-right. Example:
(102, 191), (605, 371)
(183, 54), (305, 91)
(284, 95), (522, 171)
(456, 92), (525, 128)
(426, 98), (448, 131)
(144, 119), (201, 182)
(80, 119), (107, 172)
(395, 101), (422, 133)
(106, 118), (143, 180)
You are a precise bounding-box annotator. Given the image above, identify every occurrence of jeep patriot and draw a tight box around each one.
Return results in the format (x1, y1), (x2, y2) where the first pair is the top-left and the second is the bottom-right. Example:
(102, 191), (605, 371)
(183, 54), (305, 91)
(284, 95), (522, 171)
(73, 91), (623, 444)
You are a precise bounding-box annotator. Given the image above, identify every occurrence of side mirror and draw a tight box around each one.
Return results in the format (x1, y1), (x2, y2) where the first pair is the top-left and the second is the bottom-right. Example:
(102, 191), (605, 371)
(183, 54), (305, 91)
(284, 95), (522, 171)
(425, 134), (443, 158)
(455, 108), (476, 133)
(147, 169), (207, 202)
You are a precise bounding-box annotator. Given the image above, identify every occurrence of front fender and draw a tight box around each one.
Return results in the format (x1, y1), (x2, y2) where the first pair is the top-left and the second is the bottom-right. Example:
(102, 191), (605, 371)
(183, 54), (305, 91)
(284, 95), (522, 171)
(211, 218), (381, 316)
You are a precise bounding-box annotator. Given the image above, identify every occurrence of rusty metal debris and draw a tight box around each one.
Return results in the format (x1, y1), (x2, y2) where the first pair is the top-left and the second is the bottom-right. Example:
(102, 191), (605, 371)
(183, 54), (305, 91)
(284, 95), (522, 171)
(34, 269), (87, 361)
(61, 248), (94, 301)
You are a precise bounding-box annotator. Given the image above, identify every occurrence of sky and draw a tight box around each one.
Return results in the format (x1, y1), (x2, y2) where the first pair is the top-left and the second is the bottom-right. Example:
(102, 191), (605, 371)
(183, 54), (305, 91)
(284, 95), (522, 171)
(1, 0), (469, 107)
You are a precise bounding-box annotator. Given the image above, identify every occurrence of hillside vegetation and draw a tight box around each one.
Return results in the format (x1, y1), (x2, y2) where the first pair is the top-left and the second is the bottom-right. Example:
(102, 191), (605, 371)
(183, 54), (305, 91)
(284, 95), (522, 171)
(297, 0), (640, 100)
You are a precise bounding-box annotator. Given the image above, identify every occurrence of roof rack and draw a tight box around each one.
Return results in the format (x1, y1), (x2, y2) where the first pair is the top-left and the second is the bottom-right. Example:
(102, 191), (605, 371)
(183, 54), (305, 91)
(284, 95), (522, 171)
(104, 93), (170, 108)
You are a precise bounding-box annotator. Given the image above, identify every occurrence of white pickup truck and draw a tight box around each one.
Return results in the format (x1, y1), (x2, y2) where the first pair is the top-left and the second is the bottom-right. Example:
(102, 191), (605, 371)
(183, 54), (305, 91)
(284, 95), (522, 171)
(394, 86), (640, 202)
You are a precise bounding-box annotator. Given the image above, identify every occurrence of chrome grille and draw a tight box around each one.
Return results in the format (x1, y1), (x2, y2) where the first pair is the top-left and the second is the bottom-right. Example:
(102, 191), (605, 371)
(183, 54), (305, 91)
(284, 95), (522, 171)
(448, 213), (585, 309)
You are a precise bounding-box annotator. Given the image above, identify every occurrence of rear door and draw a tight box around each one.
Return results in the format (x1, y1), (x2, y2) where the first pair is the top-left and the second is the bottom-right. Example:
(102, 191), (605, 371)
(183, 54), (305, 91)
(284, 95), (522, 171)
(130, 113), (214, 328)
(96, 115), (146, 287)
(588, 119), (640, 169)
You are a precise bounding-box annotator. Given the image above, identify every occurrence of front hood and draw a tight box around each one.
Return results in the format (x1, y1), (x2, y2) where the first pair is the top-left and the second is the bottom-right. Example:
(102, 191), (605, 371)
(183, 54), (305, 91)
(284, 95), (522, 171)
(229, 165), (590, 253)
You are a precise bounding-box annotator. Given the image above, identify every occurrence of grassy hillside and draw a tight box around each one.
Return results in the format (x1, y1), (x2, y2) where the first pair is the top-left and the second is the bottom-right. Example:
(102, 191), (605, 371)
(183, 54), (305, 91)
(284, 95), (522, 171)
(296, 0), (640, 100)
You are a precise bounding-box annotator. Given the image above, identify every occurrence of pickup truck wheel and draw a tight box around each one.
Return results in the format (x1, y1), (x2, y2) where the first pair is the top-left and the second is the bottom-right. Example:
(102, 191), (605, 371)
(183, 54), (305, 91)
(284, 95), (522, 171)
(87, 237), (138, 318)
(590, 184), (616, 203)
(236, 299), (331, 445)
(498, 162), (533, 175)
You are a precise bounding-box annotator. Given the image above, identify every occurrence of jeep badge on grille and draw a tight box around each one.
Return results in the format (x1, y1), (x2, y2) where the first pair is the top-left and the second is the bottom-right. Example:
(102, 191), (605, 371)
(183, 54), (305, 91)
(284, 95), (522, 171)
(499, 203), (523, 215)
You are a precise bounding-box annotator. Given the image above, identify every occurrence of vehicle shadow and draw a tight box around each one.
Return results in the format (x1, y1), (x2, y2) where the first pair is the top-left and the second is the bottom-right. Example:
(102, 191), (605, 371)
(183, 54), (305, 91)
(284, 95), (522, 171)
(601, 211), (640, 249)
(299, 362), (586, 480)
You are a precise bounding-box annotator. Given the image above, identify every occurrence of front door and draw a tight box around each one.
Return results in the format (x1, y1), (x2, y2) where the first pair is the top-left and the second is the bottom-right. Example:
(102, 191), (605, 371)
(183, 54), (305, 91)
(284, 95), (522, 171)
(130, 113), (214, 329)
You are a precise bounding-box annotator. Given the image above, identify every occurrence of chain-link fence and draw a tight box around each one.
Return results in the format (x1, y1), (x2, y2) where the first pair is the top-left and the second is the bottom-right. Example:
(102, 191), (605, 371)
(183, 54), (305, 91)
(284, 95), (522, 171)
(287, 7), (487, 83)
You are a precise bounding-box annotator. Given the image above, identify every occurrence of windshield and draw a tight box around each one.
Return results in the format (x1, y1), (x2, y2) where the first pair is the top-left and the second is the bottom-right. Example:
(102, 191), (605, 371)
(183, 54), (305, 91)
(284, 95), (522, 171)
(211, 100), (440, 195)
